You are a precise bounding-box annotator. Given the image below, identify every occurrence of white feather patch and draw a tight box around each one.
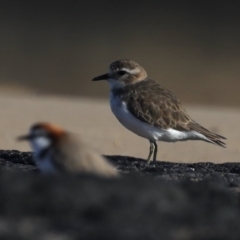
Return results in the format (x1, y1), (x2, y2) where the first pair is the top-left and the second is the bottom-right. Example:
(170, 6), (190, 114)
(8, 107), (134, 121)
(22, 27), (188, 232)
(31, 136), (51, 154)
(121, 68), (140, 74)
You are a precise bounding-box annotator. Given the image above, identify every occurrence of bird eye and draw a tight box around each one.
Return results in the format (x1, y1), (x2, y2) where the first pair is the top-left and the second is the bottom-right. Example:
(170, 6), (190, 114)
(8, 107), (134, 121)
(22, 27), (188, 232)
(118, 70), (126, 76)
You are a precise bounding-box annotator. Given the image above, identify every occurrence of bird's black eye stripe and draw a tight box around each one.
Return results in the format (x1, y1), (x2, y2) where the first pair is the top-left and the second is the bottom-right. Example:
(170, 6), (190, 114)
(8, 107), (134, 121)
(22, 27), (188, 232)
(118, 70), (126, 76)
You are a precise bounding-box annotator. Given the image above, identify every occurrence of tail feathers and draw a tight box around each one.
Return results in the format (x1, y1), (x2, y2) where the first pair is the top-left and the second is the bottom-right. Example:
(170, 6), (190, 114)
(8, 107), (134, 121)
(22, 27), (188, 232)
(189, 121), (226, 148)
(204, 135), (226, 148)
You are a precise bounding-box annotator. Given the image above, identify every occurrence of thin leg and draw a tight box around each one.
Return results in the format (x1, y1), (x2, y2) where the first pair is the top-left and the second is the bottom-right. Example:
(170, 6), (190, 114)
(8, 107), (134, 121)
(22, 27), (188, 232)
(152, 142), (158, 162)
(147, 141), (155, 164)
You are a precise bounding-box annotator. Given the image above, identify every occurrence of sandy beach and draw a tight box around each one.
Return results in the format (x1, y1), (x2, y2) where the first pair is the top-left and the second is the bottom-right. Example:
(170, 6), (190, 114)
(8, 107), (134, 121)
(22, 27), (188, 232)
(1, 94), (238, 163)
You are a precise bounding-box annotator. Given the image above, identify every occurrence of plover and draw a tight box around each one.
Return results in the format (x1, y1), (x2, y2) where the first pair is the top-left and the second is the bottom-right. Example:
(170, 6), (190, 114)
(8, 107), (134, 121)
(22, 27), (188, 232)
(92, 59), (226, 164)
(18, 122), (118, 176)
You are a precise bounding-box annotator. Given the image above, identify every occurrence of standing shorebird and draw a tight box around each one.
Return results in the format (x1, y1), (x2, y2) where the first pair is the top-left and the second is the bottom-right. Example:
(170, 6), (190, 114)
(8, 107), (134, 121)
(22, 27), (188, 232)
(18, 122), (118, 176)
(92, 59), (226, 164)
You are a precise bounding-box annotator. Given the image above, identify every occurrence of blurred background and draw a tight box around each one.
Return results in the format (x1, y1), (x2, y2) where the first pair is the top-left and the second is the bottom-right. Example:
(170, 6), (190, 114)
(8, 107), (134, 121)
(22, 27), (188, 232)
(0, 0), (239, 107)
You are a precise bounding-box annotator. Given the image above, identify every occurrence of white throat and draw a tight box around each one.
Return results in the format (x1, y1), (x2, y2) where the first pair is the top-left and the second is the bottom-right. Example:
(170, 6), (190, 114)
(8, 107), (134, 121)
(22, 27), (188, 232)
(107, 78), (125, 90)
(30, 136), (51, 157)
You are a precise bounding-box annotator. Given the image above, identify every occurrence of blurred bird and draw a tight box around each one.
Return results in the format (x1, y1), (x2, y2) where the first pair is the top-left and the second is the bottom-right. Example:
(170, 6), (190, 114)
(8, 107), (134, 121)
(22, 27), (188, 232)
(18, 122), (118, 176)
(92, 59), (226, 164)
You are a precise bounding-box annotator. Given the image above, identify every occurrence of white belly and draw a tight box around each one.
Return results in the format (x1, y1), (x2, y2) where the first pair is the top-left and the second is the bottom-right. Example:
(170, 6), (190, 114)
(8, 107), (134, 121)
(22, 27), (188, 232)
(110, 94), (208, 143)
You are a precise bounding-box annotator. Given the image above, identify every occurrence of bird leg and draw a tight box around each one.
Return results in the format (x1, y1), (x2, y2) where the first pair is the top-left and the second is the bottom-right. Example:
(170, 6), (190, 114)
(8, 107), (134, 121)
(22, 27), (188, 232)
(147, 141), (155, 164)
(152, 141), (158, 162)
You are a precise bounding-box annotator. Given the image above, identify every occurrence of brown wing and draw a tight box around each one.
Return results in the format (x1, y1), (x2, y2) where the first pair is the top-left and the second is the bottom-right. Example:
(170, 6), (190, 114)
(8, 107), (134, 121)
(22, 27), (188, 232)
(124, 79), (226, 147)
(52, 134), (118, 176)
(124, 79), (192, 131)
(50, 134), (81, 172)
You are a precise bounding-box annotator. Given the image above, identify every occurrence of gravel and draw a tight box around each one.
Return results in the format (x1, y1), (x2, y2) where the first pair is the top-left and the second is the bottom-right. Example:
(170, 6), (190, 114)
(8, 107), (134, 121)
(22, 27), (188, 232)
(0, 150), (240, 240)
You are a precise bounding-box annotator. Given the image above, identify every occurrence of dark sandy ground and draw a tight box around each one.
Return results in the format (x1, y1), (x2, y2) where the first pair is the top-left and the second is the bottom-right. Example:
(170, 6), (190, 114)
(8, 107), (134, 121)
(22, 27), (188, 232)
(1, 150), (240, 239)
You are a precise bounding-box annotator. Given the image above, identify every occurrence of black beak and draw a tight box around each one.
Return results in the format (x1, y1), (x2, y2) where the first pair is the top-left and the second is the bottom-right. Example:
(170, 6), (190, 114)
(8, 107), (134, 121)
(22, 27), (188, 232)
(17, 134), (32, 141)
(92, 73), (109, 81)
